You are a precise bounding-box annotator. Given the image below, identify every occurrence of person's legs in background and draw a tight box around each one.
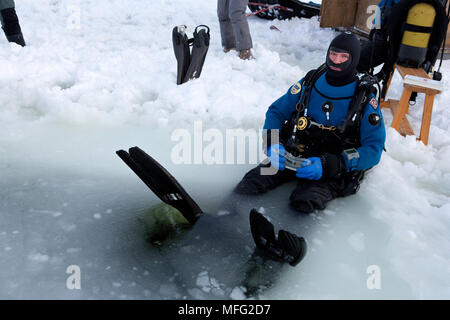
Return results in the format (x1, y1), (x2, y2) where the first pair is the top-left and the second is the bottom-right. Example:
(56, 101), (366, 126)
(218, 0), (253, 59)
(217, 0), (236, 52)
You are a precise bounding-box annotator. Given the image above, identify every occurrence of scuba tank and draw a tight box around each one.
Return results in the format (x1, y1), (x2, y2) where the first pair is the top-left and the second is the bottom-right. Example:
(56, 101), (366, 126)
(397, 3), (437, 68)
(380, 0), (448, 101)
(385, 0), (448, 74)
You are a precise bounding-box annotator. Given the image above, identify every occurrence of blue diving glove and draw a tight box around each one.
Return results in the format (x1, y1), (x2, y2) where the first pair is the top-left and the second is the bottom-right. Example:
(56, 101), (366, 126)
(267, 144), (286, 171)
(296, 157), (323, 180)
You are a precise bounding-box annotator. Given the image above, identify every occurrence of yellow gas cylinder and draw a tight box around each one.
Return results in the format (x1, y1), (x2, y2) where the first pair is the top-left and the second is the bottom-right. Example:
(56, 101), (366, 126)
(397, 3), (436, 67)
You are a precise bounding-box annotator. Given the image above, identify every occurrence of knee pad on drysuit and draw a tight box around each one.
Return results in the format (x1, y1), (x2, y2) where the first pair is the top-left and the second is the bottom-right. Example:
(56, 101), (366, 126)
(289, 181), (334, 214)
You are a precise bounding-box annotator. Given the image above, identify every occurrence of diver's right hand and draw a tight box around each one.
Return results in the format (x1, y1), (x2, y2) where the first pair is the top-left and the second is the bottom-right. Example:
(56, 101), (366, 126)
(267, 144), (286, 171)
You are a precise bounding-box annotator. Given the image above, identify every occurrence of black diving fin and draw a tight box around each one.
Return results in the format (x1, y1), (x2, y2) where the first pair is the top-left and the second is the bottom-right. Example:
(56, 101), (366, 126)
(249, 209), (307, 267)
(183, 25), (210, 83)
(172, 24), (210, 85)
(116, 147), (203, 225)
(172, 25), (192, 85)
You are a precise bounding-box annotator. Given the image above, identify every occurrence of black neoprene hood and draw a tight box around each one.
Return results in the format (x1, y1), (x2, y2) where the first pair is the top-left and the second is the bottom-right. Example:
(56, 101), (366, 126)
(326, 32), (361, 86)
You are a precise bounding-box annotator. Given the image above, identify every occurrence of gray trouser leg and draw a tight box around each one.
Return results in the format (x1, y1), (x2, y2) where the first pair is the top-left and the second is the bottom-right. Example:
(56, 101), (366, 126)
(218, 0), (253, 51)
(218, 0), (236, 49)
(0, 0), (15, 28)
(229, 0), (252, 50)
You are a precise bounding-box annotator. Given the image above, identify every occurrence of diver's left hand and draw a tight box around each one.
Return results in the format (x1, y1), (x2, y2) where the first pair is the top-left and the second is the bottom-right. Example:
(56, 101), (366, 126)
(296, 157), (323, 180)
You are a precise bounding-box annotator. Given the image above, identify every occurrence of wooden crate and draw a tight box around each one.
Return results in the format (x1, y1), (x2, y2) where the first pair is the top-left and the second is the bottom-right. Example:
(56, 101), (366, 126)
(354, 0), (378, 32)
(319, 0), (358, 28)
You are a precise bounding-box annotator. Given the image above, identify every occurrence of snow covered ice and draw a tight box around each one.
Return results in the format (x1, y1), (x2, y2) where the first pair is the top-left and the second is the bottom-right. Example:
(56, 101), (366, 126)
(0, 0), (449, 299)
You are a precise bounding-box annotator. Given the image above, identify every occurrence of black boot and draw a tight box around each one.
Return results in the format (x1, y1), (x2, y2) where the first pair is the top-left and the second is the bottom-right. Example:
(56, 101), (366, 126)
(1, 8), (25, 46)
(5, 32), (25, 46)
(249, 209), (307, 266)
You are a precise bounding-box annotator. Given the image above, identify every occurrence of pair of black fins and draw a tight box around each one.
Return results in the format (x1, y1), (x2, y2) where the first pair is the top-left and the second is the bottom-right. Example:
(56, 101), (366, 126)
(173, 25), (210, 85)
(116, 147), (307, 267)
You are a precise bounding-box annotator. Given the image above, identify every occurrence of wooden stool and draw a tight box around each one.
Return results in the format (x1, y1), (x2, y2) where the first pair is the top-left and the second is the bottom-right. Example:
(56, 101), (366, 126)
(380, 64), (442, 145)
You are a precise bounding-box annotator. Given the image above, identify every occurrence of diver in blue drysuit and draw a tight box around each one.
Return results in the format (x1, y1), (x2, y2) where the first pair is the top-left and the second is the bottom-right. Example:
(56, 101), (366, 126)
(235, 32), (386, 214)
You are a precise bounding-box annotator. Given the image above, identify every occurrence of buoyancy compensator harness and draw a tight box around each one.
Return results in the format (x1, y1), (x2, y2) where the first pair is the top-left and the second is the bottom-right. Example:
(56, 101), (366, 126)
(282, 64), (380, 159)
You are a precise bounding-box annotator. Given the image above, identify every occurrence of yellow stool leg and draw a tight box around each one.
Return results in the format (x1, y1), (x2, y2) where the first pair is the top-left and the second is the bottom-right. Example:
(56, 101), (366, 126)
(391, 88), (412, 132)
(419, 94), (435, 146)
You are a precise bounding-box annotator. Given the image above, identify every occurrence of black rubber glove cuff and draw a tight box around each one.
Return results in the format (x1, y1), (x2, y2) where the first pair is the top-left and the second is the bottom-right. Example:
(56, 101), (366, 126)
(320, 153), (345, 179)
